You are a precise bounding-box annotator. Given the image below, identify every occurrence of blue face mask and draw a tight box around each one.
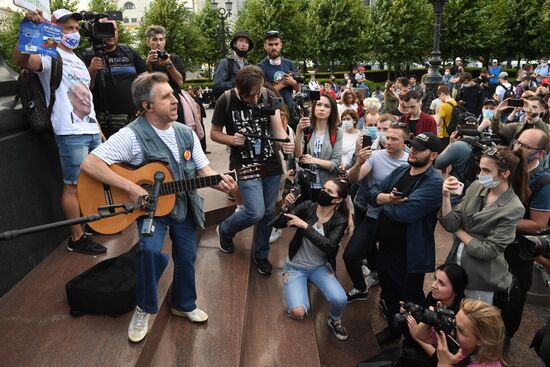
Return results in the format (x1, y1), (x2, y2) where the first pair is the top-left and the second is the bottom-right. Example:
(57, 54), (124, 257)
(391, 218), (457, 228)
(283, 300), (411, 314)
(478, 174), (499, 188)
(366, 126), (378, 140)
(482, 109), (495, 119)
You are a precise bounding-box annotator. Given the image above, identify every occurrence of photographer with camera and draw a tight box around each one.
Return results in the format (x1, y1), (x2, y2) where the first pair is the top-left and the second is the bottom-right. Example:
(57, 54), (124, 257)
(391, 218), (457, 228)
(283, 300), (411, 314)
(83, 17), (146, 137)
(274, 179), (350, 341)
(415, 299), (506, 367)
(211, 66), (294, 275)
(440, 146), (527, 336)
(294, 93), (343, 202)
(13, 9), (105, 255)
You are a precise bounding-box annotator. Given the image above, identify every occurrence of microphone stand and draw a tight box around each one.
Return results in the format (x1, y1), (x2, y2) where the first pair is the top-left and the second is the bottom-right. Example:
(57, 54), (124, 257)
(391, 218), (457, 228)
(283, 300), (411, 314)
(0, 202), (139, 241)
(140, 171), (165, 237)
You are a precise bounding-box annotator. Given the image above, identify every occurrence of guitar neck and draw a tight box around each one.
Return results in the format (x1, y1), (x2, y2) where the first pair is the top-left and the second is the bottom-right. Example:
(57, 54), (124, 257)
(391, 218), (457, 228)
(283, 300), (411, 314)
(159, 171), (237, 196)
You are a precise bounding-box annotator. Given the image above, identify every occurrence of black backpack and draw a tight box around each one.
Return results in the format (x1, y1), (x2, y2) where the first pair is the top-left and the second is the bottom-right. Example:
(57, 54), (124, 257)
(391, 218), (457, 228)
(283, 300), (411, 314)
(212, 57), (237, 100)
(65, 243), (138, 317)
(16, 51), (63, 133)
(444, 102), (467, 136)
(501, 83), (516, 100)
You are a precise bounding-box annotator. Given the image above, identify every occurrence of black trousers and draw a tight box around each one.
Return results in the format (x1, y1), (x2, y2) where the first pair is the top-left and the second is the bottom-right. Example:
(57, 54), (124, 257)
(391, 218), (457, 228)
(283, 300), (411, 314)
(377, 245), (426, 324)
(343, 217), (378, 291)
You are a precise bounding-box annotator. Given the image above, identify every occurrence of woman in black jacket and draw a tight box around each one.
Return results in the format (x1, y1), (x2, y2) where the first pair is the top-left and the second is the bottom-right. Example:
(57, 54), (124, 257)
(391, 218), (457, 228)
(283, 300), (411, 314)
(275, 178), (349, 341)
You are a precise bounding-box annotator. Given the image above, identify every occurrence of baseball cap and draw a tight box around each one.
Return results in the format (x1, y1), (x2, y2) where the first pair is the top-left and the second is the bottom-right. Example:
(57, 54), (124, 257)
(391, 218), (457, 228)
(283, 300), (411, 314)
(498, 71), (508, 79)
(455, 57), (462, 62)
(406, 132), (442, 152)
(492, 59), (498, 63)
(541, 77), (550, 86)
(264, 30), (282, 40)
(482, 98), (498, 107)
(52, 9), (83, 23)
(230, 31), (254, 51)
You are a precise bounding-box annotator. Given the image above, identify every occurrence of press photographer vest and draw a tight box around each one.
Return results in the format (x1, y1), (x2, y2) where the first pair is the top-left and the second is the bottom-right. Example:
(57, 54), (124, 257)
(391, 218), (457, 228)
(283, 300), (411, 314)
(129, 117), (205, 228)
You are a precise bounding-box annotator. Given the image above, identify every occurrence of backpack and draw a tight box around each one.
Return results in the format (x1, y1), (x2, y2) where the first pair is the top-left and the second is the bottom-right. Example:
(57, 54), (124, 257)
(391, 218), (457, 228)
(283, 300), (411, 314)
(65, 243), (138, 317)
(501, 83), (516, 100)
(16, 51), (63, 133)
(212, 57), (237, 100)
(461, 137), (484, 189)
(444, 102), (466, 136)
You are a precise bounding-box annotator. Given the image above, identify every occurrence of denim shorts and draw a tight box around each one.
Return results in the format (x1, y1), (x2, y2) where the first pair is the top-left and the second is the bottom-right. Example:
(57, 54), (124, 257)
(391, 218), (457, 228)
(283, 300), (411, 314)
(55, 134), (101, 185)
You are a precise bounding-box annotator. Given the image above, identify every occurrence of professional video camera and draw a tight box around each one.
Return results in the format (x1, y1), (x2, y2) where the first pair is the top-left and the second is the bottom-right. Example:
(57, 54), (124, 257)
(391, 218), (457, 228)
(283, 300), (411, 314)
(393, 302), (456, 334)
(79, 11), (122, 54)
(267, 168), (317, 227)
(250, 95), (283, 119)
(293, 86), (321, 128)
(518, 228), (550, 260)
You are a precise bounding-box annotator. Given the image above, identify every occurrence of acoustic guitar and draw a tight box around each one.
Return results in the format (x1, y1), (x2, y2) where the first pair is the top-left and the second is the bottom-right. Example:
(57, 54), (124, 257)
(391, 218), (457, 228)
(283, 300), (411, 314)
(78, 161), (263, 234)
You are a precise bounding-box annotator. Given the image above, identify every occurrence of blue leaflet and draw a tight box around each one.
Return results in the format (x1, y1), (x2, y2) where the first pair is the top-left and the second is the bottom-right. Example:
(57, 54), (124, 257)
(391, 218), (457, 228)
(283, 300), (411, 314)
(18, 19), (61, 58)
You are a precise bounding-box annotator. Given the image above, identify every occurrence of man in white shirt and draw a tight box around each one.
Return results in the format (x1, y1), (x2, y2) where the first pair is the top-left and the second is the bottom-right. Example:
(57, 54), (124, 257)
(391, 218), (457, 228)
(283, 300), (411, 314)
(13, 9), (106, 254)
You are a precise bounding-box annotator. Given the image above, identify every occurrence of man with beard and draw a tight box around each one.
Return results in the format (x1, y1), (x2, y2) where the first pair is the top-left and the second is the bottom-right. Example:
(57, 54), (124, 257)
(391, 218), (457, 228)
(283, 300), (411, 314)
(366, 132), (443, 345)
(212, 31), (254, 100)
(257, 31), (300, 122)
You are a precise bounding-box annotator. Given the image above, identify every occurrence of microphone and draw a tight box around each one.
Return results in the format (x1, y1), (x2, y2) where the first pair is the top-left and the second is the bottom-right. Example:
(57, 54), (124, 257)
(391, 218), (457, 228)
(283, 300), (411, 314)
(141, 171), (165, 236)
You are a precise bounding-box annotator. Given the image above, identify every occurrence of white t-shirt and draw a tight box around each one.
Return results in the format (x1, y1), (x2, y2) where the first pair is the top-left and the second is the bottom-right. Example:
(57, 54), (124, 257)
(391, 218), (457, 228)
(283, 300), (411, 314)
(342, 130), (361, 168)
(38, 48), (99, 136)
(495, 83), (514, 102)
(91, 124), (209, 170)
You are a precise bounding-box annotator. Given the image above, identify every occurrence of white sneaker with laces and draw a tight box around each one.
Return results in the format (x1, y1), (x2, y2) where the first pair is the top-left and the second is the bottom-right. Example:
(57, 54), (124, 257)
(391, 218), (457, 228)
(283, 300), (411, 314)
(269, 228), (282, 243)
(128, 307), (150, 343)
(171, 307), (208, 323)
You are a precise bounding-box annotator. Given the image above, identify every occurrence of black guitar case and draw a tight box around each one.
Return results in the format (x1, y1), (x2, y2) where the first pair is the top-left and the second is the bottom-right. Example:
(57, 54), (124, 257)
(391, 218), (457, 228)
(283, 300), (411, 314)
(65, 243), (139, 317)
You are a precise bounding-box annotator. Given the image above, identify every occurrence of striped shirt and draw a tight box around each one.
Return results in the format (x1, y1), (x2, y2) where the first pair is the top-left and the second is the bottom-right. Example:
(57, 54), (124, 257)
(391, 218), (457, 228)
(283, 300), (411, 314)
(92, 123), (209, 170)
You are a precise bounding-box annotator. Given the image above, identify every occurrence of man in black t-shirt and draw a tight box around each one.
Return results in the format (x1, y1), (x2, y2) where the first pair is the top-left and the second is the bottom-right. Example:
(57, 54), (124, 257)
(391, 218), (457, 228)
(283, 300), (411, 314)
(144, 25), (186, 123)
(84, 19), (147, 137)
(211, 65), (294, 276)
(366, 132), (443, 345)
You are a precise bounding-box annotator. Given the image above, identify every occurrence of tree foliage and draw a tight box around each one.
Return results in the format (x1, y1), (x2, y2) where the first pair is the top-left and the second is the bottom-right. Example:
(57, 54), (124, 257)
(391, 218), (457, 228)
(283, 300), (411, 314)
(235, 0), (309, 64)
(137, 0), (205, 70)
(308, 0), (367, 69)
(364, 0), (432, 69)
(50, 0), (79, 12)
(192, 2), (224, 76)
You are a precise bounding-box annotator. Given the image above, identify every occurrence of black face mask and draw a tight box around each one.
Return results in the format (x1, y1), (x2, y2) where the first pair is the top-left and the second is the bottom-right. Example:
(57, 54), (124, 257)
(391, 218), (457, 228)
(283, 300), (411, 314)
(235, 49), (248, 58)
(317, 190), (336, 207)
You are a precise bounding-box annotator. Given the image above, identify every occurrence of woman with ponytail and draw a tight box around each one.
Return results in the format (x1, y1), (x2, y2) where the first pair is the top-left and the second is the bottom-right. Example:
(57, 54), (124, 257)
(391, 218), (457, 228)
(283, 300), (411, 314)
(274, 179), (350, 341)
(439, 146), (526, 307)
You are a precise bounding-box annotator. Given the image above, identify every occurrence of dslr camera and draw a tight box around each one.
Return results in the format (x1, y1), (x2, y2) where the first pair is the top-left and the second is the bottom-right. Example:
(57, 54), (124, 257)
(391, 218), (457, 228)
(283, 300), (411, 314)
(518, 228), (550, 260)
(293, 86), (321, 128)
(156, 50), (169, 61)
(393, 302), (456, 334)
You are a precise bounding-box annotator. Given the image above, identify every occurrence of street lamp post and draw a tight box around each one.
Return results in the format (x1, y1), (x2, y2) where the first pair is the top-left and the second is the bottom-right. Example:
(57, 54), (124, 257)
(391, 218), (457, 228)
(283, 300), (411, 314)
(422, 0), (447, 113)
(211, 0), (232, 56)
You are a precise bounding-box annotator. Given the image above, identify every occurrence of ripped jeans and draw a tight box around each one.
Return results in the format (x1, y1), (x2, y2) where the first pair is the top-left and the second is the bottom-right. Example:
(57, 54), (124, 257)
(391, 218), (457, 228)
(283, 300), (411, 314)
(282, 262), (347, 320)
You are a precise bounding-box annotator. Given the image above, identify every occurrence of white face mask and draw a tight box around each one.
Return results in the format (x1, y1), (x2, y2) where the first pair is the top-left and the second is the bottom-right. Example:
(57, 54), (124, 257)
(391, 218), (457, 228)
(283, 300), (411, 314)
(61, 31), (81, 49)
(478, 174), (499, 188)
(341, 119), (354, 130)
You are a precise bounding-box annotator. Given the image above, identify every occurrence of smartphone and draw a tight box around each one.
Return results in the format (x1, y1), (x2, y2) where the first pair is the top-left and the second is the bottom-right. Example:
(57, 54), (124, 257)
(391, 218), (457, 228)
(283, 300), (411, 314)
(450, 181), (464, 196)
(508, 98), (524, 107)
(362, 135), (373, 148)
(392, 191), (404, 197)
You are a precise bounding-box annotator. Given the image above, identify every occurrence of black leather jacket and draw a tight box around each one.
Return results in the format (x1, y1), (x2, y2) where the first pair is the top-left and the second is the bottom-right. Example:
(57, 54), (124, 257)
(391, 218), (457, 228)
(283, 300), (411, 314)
(274, 200), (347, 270)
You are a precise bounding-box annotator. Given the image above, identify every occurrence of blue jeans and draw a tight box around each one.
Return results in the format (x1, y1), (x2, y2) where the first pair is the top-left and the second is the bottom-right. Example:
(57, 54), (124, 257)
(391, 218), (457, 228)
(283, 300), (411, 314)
(54, 133), (101, 184)
(136, 214), (197, 314)
(220, 175), (281, 259)
(282, 262), (347, 320)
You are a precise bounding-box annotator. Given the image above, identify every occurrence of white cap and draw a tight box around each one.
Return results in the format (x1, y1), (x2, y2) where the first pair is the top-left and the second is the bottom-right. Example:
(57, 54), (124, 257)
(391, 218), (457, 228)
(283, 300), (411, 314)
(455, 57), (462, 61)
(52, 9), (83, 23)
(492, 59), (498, 63)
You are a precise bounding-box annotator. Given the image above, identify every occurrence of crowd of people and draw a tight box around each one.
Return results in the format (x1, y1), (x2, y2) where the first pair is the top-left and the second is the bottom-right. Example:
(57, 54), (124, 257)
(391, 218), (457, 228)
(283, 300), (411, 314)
(13, 7), (550, 366)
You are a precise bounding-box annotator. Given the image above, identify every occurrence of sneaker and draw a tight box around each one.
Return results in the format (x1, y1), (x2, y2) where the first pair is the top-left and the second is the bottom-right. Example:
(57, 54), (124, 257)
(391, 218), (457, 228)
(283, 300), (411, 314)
(217, 225), (234, 253)
(254, 257), (273, 275)
(269, 228), (282, 243)
(128, 307), (150, 343)
(327, 316), (348, 341)
(171, 307), (208, 323)
(366, 271), (379, 289)
(347, 288), (368, 303)
(375, 326), (401, 345)
(67, 235), (106, 255)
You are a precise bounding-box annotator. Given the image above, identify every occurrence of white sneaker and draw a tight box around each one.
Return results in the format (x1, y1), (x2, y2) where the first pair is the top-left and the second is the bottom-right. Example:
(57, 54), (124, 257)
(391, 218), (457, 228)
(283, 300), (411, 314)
(171, 307), (208, 323)
(128, 307), (150, 343)
(269, 228), (282, 243)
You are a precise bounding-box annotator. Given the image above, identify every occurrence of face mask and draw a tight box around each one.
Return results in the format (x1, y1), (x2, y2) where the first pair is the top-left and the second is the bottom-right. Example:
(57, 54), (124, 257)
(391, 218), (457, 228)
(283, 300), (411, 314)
(342, 120), (353, 130)
(317, 190), (336, 207)
(482, 110), (495, 119)
(61, 32), (81, 49)
(366, 126), (378, 140)
(478, 174), (499, 188)
(379, 132), (387, 142)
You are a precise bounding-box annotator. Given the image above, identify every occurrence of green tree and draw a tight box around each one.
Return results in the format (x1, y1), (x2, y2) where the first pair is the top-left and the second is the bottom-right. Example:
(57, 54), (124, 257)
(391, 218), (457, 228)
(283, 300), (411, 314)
(308, 0), (367, 70)
(235, 0), (309, 65)
(137, 0), (204, 70)
(364, 0), (432, 75)
(50, 0), (79, 12)
(0, 10), (24, 70)
(192, 2), (223, 78)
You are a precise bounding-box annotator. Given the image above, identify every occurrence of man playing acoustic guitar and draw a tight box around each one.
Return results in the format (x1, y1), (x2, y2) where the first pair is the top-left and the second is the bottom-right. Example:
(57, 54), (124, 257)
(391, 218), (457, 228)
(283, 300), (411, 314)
(81, 72), (237, 343)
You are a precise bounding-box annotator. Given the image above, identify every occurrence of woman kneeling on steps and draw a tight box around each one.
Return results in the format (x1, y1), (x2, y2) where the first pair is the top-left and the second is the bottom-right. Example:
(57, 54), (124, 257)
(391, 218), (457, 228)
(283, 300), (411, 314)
(274, 178), (349, 340)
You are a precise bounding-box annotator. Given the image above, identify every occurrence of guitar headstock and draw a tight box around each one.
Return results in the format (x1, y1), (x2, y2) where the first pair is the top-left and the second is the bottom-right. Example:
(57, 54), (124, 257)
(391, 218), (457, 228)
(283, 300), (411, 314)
(236, 164), (266, 182)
